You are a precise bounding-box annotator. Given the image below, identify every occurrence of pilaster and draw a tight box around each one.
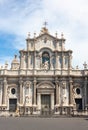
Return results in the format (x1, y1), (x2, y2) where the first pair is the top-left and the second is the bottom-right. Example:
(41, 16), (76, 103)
(20, 52), (24, 69)
(19, 79), (23, 105)
(62, 54), (65, 69)
(55, 52), (58, 69)
(55, 81), (59, 105)
(27, 52), (30, 69)
(69, 78), (73, 105)
(68, 52), (72, 69)
(2, 78), (7, 105)
(33, 78), (37, 105)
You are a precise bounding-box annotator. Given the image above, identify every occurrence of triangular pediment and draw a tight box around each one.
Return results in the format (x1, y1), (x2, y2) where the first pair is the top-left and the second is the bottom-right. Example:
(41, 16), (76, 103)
(37, 33), (58, 41)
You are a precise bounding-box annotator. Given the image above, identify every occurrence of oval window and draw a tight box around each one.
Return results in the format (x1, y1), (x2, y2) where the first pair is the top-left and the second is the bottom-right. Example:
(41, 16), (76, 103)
(76, 88), (80, 95)
(11, 88), (16, 94)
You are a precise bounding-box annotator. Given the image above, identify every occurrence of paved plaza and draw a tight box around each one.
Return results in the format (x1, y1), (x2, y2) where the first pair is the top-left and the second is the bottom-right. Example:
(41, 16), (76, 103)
(0, 117), (88, 130)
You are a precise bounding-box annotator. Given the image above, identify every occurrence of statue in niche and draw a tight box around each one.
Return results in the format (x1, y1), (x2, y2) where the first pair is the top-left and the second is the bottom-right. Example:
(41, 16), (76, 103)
(42, 52), (50, 70)
(25, 96), (29, 104)
(62, 96), (67, 104)
(43, 60), (49, 70)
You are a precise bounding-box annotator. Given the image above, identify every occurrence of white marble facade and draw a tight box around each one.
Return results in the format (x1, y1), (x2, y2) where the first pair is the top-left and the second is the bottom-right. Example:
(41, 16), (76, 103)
(0, 26), (88, 116)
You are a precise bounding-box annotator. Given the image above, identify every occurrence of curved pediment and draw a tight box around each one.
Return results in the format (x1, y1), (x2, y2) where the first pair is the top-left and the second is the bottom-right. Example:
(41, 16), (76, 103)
(8, 84), (17, 88)
(37, 81), (55, 89)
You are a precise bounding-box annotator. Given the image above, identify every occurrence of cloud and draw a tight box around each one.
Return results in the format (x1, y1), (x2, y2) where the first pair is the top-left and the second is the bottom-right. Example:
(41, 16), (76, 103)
(0, 0), (88, 68)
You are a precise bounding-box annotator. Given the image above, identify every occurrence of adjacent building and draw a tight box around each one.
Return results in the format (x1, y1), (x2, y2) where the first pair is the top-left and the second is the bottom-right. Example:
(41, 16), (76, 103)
(0, 26), (88, 116)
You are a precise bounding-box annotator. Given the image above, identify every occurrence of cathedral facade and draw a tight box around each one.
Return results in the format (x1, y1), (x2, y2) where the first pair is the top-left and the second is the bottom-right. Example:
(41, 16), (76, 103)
(0, 26), (88, 116)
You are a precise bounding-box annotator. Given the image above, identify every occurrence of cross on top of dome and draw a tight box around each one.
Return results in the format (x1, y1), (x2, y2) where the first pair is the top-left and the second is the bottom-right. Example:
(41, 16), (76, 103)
(43, 21), (48, 28)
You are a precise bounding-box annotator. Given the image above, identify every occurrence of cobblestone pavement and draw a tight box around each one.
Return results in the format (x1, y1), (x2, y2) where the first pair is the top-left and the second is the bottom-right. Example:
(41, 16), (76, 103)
(0, 117), (88, 130)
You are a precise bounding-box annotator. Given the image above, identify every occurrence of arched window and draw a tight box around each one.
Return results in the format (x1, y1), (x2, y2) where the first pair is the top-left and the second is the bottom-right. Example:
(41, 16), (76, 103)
(42, 52), (50, 64)
(59, 57), (62, 67)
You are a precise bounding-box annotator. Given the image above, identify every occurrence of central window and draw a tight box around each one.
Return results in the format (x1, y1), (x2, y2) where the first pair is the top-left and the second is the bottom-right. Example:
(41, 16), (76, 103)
(42, 52), (50, 64)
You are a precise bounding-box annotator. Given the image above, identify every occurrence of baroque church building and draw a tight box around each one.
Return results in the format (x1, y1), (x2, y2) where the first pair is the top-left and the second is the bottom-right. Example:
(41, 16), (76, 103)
(0, 26), (88, 116)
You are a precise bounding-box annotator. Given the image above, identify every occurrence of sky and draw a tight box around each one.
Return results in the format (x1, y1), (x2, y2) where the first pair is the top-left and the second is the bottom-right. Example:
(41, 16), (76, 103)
(0, 0), (88, 69)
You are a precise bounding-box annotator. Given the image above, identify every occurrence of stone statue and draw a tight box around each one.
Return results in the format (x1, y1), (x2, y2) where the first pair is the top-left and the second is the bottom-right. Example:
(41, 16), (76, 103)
(25, 96), (29, 104)
(43, 60), (49, 70)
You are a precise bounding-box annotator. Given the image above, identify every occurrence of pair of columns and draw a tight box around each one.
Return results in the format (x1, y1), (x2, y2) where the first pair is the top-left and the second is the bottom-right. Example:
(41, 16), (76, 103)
(55, 79), (73, 106)
(55, 52), (66, 69)
(55, 52), (72, 70)
(19, 78), (37, 105)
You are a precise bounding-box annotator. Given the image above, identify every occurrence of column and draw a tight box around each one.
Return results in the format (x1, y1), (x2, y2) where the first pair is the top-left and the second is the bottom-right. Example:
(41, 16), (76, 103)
(2, 78), (7, 105)
(27, 52), (30, 69)
(33, 38), (36, 71)
(62, 53), (64, 69)
(69, 78), (73, 105)
(84, 77), (87, 105)
(20, 52), (24, 69)
(33, 50), (36, 75)
(34, 51), (36, 68)
(68, 52), (72, 69)
(51, 93), (54, 109)
(37, 93), (41, 109)
(55, 52), (58, 69)
(55, 82), (59, 105)
(0, 82), (3, 105)
(19, 80), (23, 105)
(33, 79), (37, 105)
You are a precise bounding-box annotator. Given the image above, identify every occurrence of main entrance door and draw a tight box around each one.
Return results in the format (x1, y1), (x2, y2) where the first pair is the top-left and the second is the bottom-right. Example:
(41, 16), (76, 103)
(9, 99), (17, 112)
(41, 95), (51, 115)
(75, 98), (82, 111)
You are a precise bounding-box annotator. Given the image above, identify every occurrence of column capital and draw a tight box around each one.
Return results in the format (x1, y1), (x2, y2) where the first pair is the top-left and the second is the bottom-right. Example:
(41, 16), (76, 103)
(33, 80), (37, 84)
(55, 81), (59, 85)
(3, 78), (7, 85)
(33, 77), (37, 83)
(69, 77), (73, 83)
(19, 80), (23, 85)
